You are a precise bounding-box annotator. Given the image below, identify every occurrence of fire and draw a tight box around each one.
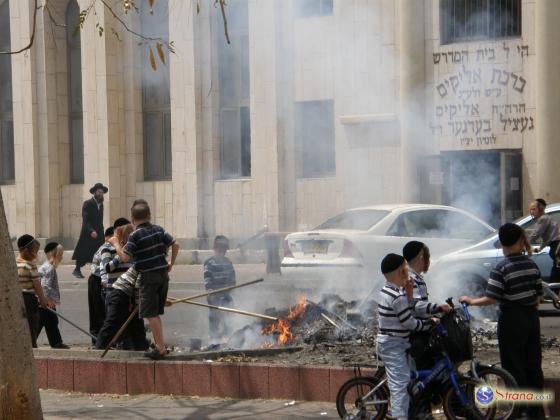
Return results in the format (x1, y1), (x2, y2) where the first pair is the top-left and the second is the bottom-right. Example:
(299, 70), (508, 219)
(261, 296), (307, 347)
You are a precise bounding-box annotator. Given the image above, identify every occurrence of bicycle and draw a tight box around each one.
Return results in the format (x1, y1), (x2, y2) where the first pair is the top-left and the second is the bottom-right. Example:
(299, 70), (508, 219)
(336, 301), (518, 419)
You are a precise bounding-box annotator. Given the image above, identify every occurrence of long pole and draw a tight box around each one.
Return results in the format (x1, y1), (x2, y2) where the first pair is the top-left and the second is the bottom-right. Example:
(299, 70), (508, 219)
(167, 297), (278, 321)
(168, 278), (263, 305)
(43, 307), (97, 341)
(101, 278), (266, 358)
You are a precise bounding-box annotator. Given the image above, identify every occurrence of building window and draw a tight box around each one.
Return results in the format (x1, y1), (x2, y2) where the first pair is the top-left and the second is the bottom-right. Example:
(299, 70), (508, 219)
(0, 0), (14, 185)
(440, 0), (521, 44)
(218, 0), (251, 179)
(141, 0), (171, 181)
(66, 0), (84, 184)
(295, 100), (335, 178)
(296, 0), (333, 18)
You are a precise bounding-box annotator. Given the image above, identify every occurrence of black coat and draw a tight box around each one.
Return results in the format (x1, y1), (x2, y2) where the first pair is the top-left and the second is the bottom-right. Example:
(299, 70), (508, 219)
(72, 197), (104, 263)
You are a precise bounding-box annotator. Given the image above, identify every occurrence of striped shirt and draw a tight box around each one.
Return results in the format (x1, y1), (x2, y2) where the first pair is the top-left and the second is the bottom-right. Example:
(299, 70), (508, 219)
(409, 269), (439, 320)
(38, 261), (60, 304)
(485, 253), (543, 307)
(203, 255), (236, 290)
(112, 267), (140, 298)
(90, 243), (110, 277)
(377, 281), (431, 339)
(123, 222), (175, 272)
(100, 245), (133, 287)
(17, 256), (41, 292)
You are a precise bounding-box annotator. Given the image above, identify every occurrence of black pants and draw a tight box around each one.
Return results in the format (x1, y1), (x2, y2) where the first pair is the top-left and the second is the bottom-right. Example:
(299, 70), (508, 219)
(498, 306), (545, 419)
(95, 289), (149, 351)
(38, 307), (63, 347)
(23, 292), (39, 348)
(88, 274), (105, 344)
(207, 293), (233, 340)
(410, 331), (433, 370)
(75, 261), (87, 270)
(549, 241), (560, 282)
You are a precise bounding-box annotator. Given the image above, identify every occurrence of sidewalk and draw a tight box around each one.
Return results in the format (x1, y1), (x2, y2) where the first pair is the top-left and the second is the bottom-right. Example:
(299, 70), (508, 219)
(41, 389), (337, 419)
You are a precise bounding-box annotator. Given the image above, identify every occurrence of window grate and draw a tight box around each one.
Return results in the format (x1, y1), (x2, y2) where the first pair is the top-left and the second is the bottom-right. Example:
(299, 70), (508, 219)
(440, 0), (521, 44)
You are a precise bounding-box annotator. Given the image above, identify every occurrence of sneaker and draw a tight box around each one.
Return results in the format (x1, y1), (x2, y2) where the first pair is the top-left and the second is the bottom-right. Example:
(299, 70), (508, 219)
(52, 343), (70, 349)
(72, 269), (84, 279)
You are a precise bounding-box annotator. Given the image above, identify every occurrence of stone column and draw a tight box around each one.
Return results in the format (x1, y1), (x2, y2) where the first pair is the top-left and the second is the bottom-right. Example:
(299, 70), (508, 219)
(398, 0), (426, 203)
(536, 1), (560, 202)
(10, 0), (41, 235)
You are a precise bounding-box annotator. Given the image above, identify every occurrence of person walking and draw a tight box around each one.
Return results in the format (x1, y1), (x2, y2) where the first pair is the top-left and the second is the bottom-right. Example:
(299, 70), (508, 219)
(72, 183), (108, 278)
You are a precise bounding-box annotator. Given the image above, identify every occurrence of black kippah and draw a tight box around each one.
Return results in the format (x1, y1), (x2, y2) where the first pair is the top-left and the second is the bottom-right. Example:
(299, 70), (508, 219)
(403, 241), (424, 262)
(17, 234), (36, 250)
(381, 253), (405, 274)
(114, 217), (130, 228)
(105, 227), (115, 237)
(44, 242), (59, 254)
(498, 223), (523, 247)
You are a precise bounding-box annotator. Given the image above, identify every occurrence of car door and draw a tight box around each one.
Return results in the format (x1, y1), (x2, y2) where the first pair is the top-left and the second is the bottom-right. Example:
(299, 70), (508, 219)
(384, 209), (491, 259)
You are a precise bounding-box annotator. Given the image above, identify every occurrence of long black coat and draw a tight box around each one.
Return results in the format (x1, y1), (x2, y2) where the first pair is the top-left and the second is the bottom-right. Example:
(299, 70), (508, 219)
(72, 197), (104, 263)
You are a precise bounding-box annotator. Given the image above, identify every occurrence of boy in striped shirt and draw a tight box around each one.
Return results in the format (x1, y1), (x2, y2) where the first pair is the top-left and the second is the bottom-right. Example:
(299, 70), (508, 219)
(460, 223), (545, 419)
(377, 253), (433, 420)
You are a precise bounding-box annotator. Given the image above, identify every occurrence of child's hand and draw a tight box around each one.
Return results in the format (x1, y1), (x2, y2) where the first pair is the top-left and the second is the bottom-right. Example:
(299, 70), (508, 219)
(404, 278), (414, 298)
(438, 303), (452, 313)
(165, 298), (175, 307)
(47, 299), (56, 309)
(431, 317), (440, 324)
(458, 295), (472, 305)
(108, 236), (119, 247)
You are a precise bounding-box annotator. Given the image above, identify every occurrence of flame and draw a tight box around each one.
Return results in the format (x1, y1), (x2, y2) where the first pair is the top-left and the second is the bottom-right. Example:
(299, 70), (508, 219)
(261, 296), (307, 346)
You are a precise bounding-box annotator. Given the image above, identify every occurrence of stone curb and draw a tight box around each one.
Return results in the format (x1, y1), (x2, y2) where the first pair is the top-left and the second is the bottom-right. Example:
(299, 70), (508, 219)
(33, 356), (560, 414)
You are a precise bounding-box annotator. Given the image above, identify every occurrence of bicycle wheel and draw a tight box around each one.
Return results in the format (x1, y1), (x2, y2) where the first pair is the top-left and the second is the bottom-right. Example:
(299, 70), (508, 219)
(476, 366), (518, 420)
(336, 376), (389, 419)
(442, 378), (495, 420)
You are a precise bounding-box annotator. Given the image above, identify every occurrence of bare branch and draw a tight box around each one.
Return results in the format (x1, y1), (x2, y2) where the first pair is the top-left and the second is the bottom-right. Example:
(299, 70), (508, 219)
(0, 0), (39, 55)
(217, 0), (231, 44)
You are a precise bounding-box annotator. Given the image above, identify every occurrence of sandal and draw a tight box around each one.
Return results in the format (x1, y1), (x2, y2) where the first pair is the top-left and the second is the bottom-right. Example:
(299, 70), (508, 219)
(144, 348), (168, 360)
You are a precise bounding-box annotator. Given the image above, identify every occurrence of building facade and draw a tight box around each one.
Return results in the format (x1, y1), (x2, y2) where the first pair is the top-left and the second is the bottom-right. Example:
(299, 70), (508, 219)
(0, 0), (557, 246)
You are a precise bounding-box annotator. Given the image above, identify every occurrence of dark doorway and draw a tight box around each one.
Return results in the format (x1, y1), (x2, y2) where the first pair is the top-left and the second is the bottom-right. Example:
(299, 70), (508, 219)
(441, 150), (522, 228)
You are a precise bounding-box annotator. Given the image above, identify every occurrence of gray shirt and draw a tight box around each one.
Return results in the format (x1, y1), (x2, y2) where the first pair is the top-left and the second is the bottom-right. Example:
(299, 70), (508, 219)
(528, 215), (560, 246)
(38, 261), (60, 304)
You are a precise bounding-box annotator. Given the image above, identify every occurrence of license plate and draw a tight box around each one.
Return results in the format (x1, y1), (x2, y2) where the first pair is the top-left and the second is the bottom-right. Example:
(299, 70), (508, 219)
(300, 240), (330, 254)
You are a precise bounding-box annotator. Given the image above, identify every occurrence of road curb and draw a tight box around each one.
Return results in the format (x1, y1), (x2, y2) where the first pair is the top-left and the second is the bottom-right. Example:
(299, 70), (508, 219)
(33, 356), (560, 413)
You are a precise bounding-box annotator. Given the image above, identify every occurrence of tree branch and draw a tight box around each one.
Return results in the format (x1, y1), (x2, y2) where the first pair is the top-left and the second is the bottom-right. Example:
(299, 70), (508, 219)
(0, 0), (39, 55)
(217, 0), (230, 44)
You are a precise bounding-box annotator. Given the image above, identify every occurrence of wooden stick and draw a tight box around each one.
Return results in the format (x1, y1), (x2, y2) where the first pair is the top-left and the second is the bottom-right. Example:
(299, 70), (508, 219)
(321, 313), (340, 329)
(100, 307), (139, 358)
(169, 278), (264, 305)
(43, 307), (97, 340)
(167, 298), (278, 321)
(101, 279), (265, 358)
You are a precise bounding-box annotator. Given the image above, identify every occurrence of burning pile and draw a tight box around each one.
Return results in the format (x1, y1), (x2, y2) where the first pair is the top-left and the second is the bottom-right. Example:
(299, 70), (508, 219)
(261, 296), (308, 346)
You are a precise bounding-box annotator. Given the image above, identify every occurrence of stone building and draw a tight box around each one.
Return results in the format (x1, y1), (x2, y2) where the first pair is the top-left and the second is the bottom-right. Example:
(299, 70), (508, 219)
(0, 0), (557, 246)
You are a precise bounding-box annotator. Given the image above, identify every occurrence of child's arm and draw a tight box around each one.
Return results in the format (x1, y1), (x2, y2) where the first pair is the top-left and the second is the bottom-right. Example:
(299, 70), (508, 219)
(33, 279), (49, 308)
(168, 242), (179, 272)
(393, 294), (431, 332)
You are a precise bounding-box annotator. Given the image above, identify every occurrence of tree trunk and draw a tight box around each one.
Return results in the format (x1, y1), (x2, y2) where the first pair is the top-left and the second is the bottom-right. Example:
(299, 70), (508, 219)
(0, 190), (43, 419)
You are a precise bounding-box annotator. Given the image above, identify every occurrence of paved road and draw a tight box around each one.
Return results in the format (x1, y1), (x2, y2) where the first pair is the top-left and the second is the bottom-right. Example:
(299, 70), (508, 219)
(37, 264), (560, 350)
(41, 389), (337, 419)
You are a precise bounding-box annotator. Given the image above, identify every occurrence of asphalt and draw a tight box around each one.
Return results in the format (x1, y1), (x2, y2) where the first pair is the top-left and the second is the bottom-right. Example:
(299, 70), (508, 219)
(40, 389), (338, 419)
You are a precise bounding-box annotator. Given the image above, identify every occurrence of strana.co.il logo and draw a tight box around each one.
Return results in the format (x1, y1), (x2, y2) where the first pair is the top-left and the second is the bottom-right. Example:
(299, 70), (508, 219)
(474, 385), (555, 407)
(475, 386), (495, 406)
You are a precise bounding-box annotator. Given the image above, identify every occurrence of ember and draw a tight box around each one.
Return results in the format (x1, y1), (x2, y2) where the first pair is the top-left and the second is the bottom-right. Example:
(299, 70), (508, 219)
(261, 296), (307, 346)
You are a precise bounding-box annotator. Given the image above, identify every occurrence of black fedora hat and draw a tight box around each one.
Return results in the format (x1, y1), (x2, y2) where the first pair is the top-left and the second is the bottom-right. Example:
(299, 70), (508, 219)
(89, 182), (109, 194)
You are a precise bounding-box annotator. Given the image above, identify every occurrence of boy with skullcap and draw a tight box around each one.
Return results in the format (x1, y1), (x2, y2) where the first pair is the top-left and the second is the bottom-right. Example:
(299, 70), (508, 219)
(461, 223), (545, 419)
(377, 253), (433, 420)
(37, 242), (69, 349)
(16, 234), (49, 348)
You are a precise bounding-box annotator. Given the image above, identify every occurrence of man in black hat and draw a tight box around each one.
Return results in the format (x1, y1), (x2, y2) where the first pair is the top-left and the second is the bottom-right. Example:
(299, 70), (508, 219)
(72, 183), (108, 278)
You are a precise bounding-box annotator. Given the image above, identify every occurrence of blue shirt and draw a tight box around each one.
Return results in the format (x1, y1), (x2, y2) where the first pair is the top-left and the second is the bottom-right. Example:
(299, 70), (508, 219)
(123, 222), (175, 272)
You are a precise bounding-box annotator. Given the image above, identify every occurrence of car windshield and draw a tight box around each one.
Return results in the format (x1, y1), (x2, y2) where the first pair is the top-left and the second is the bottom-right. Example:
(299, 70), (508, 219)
(314, 209), (390, 231)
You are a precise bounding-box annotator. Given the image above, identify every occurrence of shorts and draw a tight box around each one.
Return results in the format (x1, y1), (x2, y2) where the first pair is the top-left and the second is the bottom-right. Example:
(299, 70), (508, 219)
(138, 269), (169, 318)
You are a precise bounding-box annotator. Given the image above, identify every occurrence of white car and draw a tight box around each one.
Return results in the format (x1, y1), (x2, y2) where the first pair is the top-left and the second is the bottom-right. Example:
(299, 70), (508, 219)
(281, 204), (494, 294)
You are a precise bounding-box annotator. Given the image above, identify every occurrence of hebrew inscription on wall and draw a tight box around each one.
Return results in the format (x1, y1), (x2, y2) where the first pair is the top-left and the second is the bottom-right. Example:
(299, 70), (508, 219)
(431, 41), (534, 149)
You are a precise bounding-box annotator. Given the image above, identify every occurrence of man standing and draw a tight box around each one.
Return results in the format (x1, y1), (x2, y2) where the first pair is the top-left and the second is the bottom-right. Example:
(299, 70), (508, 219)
(72, 183), (108, 278)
